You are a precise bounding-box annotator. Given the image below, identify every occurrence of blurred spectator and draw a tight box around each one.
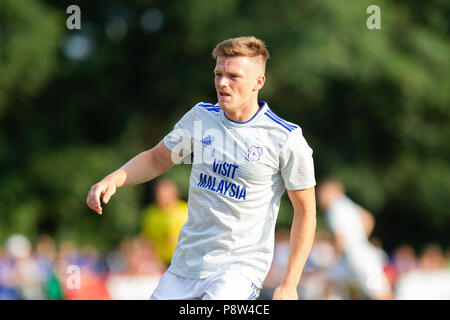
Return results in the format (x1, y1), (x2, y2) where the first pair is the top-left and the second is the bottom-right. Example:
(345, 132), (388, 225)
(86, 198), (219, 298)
(308, 229), (339, 269)
(119, 236), (165, 275)
(5, 234), (46, 299)
(54, 240), (111, 300)
(260, 228), (290, 299)
(0, 246), (20, 299)
(299, 229), (350, 300)
(395, 243), (450, 299)
(393, 244), (417, 274)
(262, 227), (356, 300)
(393, 244), (418, 280)
(34, 235), (58, 275)
(384, 244), (418, 286)
(32, 234), (62, 299)
(317, 179), (394, 300)
(141, 178), (188, 265)
(105, 236), (165, 300)
(418, 244), (447, 271)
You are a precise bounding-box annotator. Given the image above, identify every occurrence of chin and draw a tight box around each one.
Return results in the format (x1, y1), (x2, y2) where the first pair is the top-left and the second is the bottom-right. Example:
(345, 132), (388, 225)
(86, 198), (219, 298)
(218, 100), (232, 110)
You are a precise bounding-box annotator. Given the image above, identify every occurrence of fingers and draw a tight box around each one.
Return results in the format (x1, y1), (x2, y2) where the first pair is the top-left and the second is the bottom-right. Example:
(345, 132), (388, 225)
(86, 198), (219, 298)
(87, 180), (117, 215)
(86, 184), (105, 215)
(102, 185), (116, 205)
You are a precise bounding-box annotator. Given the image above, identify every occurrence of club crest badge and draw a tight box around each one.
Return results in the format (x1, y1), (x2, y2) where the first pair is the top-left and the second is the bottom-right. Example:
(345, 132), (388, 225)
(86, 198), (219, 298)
(248, 145), (263, 161)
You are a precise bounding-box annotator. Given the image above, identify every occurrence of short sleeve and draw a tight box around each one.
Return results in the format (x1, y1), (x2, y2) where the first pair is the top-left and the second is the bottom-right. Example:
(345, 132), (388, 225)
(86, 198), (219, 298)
(279, 128), (316, 190)
(163, 106), (196, 163)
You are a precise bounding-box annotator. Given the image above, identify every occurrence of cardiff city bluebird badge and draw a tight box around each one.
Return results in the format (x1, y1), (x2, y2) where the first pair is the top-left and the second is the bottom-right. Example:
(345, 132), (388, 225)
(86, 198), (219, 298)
(248, 145), (263, 161)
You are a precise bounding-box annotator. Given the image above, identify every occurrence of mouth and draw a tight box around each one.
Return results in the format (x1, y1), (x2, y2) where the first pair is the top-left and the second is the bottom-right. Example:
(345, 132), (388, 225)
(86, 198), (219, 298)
(218, 90), (231, 99)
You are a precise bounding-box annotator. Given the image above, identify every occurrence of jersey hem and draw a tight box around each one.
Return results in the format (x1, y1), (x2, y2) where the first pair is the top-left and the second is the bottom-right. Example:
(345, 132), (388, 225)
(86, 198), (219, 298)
(285, 181), (316, 191)
(168, 264), (264, 289)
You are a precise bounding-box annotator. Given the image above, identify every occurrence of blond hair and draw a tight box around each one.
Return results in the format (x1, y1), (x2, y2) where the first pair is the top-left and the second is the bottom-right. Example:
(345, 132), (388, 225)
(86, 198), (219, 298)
(212, 36), (270, 61)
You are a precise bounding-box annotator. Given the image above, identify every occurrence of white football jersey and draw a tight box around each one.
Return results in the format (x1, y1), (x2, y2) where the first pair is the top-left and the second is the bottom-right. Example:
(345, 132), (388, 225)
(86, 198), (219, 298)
(325, 196), (369, 250)
(163, 101), (316, 288)
(325, 196), (392, 297)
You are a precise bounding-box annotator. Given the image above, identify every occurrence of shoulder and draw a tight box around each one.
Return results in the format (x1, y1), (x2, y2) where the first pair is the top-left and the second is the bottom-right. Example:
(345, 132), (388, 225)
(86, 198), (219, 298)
(174, 102), (219, 126)
(183, 102), (221, 123)
(194, 101), (220, 113)
(262, 107), (300, 133)
(260, 106), (305, 148)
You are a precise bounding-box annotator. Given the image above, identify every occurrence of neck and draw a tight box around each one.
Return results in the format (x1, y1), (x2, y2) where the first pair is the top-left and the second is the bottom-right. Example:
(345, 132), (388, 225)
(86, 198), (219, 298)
(225, 99), (261, 123)
(159, 199), (177, 211)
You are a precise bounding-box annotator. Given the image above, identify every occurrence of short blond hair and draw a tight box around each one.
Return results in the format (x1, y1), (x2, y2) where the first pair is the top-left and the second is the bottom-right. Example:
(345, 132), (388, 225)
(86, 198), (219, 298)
(212, 36), (270, 62)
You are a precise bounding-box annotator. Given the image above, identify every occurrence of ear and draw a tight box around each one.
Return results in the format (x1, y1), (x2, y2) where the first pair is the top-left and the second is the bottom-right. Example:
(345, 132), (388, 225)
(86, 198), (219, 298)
(254, 75), (265, 92)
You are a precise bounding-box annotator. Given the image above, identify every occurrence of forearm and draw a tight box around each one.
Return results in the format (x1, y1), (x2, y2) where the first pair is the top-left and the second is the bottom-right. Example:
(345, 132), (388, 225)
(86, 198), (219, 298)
(280, 208), (316, 289)
(104, 142), (173, 188)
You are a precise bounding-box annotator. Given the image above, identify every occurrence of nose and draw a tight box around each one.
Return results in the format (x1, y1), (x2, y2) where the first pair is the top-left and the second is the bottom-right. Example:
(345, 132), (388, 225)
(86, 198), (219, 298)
(216, 75), (228, 88)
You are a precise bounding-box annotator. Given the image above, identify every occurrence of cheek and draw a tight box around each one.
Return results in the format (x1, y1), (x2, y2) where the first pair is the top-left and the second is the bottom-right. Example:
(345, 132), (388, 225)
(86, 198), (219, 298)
(234, 80), (249, 93)
(240, 81), (254, 96)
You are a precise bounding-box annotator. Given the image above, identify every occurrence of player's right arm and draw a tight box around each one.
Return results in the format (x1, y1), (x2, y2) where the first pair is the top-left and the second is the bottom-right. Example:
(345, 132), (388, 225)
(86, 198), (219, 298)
(86, 140), (174, 215)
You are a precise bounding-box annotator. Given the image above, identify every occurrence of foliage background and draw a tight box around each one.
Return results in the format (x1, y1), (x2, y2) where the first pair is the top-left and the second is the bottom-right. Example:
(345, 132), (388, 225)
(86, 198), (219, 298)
(0, 0), (449, 252)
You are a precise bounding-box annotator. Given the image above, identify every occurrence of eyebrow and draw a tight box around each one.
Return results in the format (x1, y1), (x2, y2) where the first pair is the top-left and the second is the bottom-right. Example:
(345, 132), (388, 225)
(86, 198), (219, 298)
(214, 70), (242, 77)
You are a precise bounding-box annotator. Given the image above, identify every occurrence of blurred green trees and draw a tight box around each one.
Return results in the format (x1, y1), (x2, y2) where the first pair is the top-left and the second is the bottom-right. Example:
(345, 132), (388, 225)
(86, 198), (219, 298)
(0, 0), (448, 251)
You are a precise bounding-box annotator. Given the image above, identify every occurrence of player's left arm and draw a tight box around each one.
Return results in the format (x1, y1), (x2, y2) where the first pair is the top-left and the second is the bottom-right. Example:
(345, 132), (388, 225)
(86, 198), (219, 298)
(273, 186), (316, 300)
(359, 207), (375, 238)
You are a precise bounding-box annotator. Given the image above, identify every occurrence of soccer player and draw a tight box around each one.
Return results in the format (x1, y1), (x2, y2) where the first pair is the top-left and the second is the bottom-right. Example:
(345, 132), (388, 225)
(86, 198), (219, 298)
(86, 36), (317, 300)
(317, 179), (394, 299)
(141, 178), (188, 265)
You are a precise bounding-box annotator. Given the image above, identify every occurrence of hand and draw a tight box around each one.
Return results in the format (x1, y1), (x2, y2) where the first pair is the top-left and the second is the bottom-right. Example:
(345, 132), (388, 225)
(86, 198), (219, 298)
(272, 284), (299, 300)
(86, 178), (117, 215)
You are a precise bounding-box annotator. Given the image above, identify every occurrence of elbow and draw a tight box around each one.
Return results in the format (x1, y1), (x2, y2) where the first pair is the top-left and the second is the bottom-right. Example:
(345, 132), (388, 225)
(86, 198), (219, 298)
(294, 206), (317, 228)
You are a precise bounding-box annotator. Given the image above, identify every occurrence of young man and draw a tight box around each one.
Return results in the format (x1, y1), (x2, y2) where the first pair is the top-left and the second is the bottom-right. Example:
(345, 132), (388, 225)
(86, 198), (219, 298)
(316, 179), (394, 299)
(86, 36), (317, 300)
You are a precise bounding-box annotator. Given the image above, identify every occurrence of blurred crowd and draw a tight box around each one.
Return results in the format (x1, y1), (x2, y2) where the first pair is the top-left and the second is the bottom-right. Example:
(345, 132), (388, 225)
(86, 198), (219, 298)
(261, 228), (450, 300)
(0, 233), (165, 300)
(0, 229), (448, 300)
(1, 177), (449, 300)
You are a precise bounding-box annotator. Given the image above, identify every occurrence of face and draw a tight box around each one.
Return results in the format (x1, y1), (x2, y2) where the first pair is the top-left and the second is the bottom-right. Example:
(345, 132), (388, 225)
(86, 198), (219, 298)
(214, 55), (265, 113)
(155, 181), (179, 208)
(317, 182), (343, 210)
(317, 186), (329, 210)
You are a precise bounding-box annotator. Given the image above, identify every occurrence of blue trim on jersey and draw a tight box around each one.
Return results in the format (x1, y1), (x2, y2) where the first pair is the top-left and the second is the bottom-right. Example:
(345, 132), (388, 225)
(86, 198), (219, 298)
(203, 108), (220, 112)
(198, 102), (220, 112)
(266, 108), (298, 129)
(264, 112), (294, 132)
(198, 102), (215, 107)
(223, 101), (267, 124)
(247, 284), (256, 300)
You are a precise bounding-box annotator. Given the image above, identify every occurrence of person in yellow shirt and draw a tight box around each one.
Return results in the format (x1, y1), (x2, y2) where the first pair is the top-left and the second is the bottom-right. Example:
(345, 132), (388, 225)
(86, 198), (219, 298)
(141, 178), (188, 266)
